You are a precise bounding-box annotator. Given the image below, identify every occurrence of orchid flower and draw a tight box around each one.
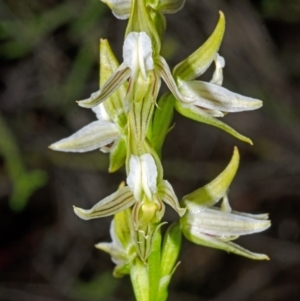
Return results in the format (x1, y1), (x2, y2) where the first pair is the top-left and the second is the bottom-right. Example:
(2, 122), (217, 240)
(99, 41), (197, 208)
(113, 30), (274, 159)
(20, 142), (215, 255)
(74, 153), (185, 259)
(180, 147), (271, 260)
(74, 153), (185, 224)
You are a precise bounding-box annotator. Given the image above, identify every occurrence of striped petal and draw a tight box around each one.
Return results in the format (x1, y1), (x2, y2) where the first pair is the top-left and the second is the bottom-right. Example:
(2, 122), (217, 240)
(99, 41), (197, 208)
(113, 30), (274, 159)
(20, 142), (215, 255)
(73, 186), (135, 219)
(77, 63), (131, 108)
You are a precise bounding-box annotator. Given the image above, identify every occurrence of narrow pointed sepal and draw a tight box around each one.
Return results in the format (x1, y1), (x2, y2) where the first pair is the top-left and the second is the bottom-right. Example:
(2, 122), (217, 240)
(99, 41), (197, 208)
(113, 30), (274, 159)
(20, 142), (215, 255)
(183, 147), (239, 207)
(182, 228), (269, 260)
(99, 39), (128, 128)
(179, 80), (263, 112)
(174, 100), (253, 144)
(49, 120), (120, 153)
(73, 186), (135, 220)
(173, 11), (225, 82)
(77, 64), (131, 108)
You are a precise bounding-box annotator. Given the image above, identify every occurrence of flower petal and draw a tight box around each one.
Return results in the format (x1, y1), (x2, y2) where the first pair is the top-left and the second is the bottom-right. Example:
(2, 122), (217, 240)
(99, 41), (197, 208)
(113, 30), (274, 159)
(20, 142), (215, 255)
(184, 207), (271, 237)
(77, 63), (131, 108)
(158, 180), (186, 216)
(123, 32), (154, 79)
(210, 53), (225, 86)
(73, 186), (135, 219)
(92, 103), (111, 121)
(127, 154), (158, 201)
(174, 100), (253, 144)
(156, 56), (194, 104)
(182, 227), (269, 260)
(49, 120), (120, 153)
(179, 80), (263, 112)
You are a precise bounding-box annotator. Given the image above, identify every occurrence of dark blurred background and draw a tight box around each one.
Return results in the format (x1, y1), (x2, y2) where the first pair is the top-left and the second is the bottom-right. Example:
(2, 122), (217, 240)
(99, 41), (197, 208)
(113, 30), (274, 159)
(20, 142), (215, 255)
(1, 0), (300, 300)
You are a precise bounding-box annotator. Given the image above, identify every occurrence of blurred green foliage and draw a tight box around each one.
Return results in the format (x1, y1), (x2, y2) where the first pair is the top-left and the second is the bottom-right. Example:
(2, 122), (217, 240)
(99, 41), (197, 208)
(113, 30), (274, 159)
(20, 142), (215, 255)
(71, 272), (119, 301)
(261, 0), (300, 22)
(0, 0), (108, 211)
(0, 112), (47, 211)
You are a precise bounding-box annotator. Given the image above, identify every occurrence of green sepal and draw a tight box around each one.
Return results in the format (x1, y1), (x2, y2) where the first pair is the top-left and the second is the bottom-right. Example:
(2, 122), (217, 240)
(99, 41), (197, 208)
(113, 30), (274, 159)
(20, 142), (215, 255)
(173, 11), (225, 82)
(148, 93), (174, 158)
(100, 39), (128, 129)
(109, 138), (127, 173)
(174, 100), (253, 145)
(182, 147), (239, 207)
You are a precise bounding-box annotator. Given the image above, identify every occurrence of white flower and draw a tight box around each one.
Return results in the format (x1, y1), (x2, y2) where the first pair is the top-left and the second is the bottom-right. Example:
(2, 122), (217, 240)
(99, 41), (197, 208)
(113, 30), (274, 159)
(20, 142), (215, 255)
(74, 153), (185, 226)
